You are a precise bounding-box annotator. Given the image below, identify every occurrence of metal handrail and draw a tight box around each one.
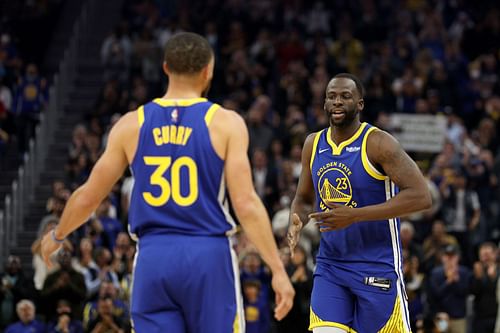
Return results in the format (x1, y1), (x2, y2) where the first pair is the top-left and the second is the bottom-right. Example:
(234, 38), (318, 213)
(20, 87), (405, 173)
(0, 210), (4, 260)
(0, 0), (101, 256)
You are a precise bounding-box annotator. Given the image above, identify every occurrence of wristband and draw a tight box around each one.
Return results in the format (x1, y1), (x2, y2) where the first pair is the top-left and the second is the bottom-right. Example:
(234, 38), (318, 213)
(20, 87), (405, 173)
(51, 229), (65, 244)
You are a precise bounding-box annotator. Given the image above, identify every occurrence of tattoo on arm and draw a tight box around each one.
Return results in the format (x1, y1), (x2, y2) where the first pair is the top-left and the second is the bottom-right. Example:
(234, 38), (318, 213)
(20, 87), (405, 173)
(377, 133), (421, 190)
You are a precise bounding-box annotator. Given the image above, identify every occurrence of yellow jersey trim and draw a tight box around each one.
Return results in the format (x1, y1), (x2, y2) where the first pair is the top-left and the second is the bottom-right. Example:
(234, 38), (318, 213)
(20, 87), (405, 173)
(377, 295), (410, 332)
(309, 130), (324, 170)
(153, 97), (207, 107)
(205, 103), (220, 126)
(361, 127), (387, 180)
(326, 122), (367, 155)
(137, 105), (145, 127)
(233, 313), (240, 333)
(310, 307), (357, 333)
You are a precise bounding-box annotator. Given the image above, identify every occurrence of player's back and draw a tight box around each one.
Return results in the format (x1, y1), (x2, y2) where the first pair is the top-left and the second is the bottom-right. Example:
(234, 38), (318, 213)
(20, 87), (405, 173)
(128, 98), (235, 238)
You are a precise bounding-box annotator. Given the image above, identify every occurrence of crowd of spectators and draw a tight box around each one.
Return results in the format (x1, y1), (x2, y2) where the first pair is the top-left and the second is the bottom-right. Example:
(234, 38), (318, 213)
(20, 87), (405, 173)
(0, 0), (56, 167)
(2, 0), (500, 332)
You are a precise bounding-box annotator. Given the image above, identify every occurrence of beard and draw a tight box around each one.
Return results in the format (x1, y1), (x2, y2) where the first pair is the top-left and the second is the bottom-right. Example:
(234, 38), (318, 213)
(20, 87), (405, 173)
(327, 108), (359, 128)
(201, 79), (212, 98)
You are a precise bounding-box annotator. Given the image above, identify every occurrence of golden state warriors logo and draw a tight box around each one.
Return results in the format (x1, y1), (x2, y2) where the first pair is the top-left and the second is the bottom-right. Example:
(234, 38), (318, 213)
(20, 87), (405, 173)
(317, 161), (357, 210)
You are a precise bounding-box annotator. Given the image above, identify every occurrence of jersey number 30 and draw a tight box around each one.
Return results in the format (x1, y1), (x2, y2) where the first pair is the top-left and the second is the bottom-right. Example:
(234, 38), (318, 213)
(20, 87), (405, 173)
(142, 156), (198, 207)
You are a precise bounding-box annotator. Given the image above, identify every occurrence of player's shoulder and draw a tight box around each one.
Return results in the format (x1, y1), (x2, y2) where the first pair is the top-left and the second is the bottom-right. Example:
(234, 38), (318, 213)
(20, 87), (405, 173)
(366, 126), (400, 148)
(112, 110), (140, 132)
(303, 128), (325, 150)
(366, 125), (404, 163)
(211, 106), (247, 130)
(105, 110), (141, 145)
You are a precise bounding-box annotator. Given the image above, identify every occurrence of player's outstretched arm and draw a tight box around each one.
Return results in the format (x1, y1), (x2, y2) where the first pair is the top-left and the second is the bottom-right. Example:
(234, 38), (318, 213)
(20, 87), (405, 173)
(223, 110), (294, 320)
(41, 112), (135, 267)
(287, 133), (316, 257)
(311, 130), (432, 231)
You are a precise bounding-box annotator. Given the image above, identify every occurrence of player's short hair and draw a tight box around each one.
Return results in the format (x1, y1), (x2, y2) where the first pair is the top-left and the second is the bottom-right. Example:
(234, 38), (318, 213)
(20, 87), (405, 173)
(334, 73), (365, 98)
(163, 32), (213, 75)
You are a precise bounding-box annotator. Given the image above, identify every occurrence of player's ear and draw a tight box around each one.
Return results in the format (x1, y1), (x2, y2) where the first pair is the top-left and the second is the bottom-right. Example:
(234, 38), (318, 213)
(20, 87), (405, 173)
(162, 61), (170, 76)
(201, 57), (215, 81)
(358, 99), (364, 111)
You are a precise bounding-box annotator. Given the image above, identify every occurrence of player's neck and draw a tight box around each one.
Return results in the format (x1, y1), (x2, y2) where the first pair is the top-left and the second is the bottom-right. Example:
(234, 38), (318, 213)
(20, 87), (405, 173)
(163, 80), (205, 100)
(330, 120), (361, 145)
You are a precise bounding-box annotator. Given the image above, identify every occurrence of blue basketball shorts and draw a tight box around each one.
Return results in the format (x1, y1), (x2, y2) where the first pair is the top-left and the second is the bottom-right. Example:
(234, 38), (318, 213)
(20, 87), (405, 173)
(309, 261), (411, 333)
(130, 233), (245, 333)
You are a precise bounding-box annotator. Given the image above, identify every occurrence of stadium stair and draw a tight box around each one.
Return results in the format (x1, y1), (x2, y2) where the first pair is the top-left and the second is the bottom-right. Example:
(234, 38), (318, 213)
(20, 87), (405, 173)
(10, 0), (125, 273)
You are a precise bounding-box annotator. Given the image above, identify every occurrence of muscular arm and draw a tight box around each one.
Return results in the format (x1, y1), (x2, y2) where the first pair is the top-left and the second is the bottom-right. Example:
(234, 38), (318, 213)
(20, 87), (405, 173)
(355, 130), (431, 221)
(290, 133), (316, 224)
(223, 111), (285, 273)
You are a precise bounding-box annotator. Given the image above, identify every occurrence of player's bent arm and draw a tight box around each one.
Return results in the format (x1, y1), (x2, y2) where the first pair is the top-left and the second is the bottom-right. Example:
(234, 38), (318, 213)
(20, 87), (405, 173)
(53, 113), (133, 240)
(290, 133), (316, 224)
(355, 130), (432, 221)
(224, 112), (285, 274)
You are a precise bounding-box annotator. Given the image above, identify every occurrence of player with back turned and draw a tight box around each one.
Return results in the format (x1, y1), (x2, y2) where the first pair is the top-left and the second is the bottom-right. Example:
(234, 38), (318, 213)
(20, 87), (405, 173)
(41, 32), (294, 333)
(288, 73), (431, 333)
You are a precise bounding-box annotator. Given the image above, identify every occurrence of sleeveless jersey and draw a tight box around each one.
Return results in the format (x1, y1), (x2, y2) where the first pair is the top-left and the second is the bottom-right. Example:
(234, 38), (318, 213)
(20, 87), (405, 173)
(310, 122), (402, 274)
(128, 98), (235, 237)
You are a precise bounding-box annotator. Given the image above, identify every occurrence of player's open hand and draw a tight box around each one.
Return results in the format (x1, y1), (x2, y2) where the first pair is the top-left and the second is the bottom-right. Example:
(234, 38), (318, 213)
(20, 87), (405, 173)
(271, 271), (295, 321)
(41, 230), (62, 269)
(287, 213), (303, 258)
(309, 204), (359, 232)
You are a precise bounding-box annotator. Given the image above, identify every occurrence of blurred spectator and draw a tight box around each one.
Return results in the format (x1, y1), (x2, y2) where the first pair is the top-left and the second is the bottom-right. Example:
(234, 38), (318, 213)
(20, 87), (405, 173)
(428, 244), (471, 333)
(93, 248), (120, 293)
(45, 180), (70, 215)
(243, 280), (268, 333)
(271, 195), (291, 244)
(68, 124), (87, 161)
(85, 297), (126, 333)
(403, 251), (425, 331)
(471, 242), (498, 333)
(247, 105), (274, 154)
(423, 220), (459, 273)
(47, 299), (84, 333)
(4, 299), (45, 333)
(276, 245), (311, 333)
(400, 221), (424, 264)
(239, 251), (271, 332)
(111, 233), (134, 280)
(439, 168), (480, 265)
(41, 249), (86, 321)
(0, 77), (13, 112)
(0, 256), (35, 328)
(95, 197), (123, 251)
(71, 238), (99, 300)
(101, 27), (131, 83)
(251, 148), (278, 212)
(13, 63), (47, 154)
(0, 102), (12, 165)
(132, 27), (160, 86)
(37, 197), (66, 239)
(83, 282), (129, 332)
(330, 27), (364, 76)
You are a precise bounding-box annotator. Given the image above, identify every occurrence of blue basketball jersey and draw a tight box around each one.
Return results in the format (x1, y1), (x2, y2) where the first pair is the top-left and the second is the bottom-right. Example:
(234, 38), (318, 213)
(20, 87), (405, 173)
(128, 98), (236, 238)
(310, 122), (403, 275)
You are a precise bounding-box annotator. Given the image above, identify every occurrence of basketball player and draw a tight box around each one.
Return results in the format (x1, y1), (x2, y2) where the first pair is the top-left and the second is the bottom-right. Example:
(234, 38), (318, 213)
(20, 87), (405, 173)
(41, 32), (294, 333)
(287, 73), (431, 333)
